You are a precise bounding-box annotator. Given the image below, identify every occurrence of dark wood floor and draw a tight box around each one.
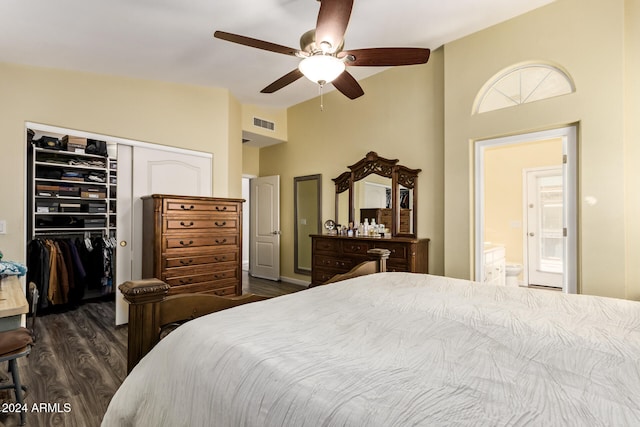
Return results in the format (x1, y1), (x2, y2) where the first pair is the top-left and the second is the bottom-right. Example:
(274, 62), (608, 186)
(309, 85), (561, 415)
(0, 274), (305, 427)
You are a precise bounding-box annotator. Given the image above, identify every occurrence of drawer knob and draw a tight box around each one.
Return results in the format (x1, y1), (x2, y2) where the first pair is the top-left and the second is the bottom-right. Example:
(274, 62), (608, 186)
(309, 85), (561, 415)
(180, 204), (195, 210)
(180, 221), (194, 227)
(215, 238), (227, 244)
(179, 240), (194, 246)
(215, 206), (227, 211)
(214, 256), (227, 262)
(215, 221), (227, 227)
(180, 259), (193, 265)
(179, 278), (193, 284)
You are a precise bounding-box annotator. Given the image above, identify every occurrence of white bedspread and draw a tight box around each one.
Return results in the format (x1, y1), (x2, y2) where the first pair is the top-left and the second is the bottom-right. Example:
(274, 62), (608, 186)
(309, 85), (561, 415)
(102, 273), (640, 426)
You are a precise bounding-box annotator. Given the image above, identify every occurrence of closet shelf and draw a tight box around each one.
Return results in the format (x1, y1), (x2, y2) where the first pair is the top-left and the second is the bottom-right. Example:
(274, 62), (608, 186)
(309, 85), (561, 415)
(35, 178), (108, 186)
(34, 162), (107, 173)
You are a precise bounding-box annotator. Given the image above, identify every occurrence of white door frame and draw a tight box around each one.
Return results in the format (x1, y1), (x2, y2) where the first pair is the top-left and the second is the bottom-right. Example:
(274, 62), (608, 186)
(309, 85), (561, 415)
(474, 126), (577, 293)
(242, 175), (256, 272)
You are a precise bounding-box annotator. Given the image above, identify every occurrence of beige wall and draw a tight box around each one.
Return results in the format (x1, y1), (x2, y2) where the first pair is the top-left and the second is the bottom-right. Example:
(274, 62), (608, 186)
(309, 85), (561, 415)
(0, 62), (241, 262)
(484, 138), (563, 266)
(444, 0), (634, 298)
(242, 145), (261, 177)
(625, 0), (640, 299)
(261, 48), (445, 282)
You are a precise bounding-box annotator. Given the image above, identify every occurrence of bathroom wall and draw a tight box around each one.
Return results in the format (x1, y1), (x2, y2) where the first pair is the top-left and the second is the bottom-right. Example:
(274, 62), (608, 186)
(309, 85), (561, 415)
(484, 138), (563, 269)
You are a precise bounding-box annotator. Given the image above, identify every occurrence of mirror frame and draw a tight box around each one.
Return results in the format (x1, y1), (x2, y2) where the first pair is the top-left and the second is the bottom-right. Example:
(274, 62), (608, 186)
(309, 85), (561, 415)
(334, 152), (421, 238)
(294, 174), (322, 275)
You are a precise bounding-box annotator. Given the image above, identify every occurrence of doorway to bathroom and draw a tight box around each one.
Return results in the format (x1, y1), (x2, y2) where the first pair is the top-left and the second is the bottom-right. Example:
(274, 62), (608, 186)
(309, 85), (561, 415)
(474, 126), (577, 293)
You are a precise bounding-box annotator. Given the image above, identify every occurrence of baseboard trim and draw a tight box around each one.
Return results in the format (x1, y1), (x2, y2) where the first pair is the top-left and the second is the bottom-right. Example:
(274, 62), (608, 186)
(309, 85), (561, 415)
(280, 276), (311, 287)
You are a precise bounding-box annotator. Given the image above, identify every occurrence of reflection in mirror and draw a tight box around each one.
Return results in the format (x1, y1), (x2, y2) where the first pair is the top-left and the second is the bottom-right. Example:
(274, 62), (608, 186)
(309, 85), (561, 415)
(336, 191), (349, 228)
(333, 171), (350, 229)
(398, 186), (414, 234)
(294, 174), (321, 275)
(354, 176), (392, 227)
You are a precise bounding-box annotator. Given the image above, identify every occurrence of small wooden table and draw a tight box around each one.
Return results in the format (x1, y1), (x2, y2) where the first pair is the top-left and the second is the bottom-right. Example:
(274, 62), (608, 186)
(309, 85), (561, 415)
(0, 275), (29, 332)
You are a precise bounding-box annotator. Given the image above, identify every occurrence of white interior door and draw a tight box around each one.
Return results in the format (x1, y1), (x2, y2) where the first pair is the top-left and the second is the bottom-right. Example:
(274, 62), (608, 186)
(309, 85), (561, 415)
(250, 176), (280, 281)
(525, 167), (563, 288)
(115, 145), (212, 325)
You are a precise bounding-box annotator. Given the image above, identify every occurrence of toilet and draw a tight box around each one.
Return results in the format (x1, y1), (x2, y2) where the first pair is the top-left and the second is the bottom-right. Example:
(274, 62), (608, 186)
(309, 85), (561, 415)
(505, 263), (523, 287)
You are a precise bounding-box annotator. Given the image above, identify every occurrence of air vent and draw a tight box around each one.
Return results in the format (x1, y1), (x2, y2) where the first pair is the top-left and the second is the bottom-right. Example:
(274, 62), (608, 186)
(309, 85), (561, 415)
(253, 117), (275, 131)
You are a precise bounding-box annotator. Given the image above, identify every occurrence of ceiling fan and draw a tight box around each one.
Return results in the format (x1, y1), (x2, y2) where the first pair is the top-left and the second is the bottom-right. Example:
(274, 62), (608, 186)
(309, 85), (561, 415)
(213, 0), (430, 100)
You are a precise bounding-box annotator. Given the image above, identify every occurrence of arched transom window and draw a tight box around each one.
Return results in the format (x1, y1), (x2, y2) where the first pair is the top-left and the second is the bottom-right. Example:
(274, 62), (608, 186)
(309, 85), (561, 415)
(474, 64), (574, 114)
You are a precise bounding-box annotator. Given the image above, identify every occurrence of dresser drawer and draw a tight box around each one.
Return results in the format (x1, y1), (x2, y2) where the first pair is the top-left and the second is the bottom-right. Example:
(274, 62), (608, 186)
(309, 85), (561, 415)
(387, 261), (410, 272)
(373, 242), (409, 260)
(341, 240), (370, 255)
(163, 268), (238, 287)
(163, 261), (238, 279)
(164, 199), (240, 214)
(314, 255), (355, 270)
(164, 251), (237, 268)
(314, 238), (340, 253)
(165, 217), (239, 231)
(203, 285), (238, 297)
(167, 280), (238, 296)
(165, 234), (238, 249)
(312, 269), (341, 284)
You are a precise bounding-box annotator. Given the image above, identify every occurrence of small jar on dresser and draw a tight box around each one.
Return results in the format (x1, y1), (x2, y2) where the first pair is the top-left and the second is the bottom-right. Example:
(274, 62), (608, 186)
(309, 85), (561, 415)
(141, 194), (244, 296)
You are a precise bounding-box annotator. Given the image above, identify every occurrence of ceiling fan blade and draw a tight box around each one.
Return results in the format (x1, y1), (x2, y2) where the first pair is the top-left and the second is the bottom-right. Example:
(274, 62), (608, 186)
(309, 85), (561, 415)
(332, 71), (364, 100)
(340, 48), (431, 67)
(315, 0), (354, 53)
(214, 31), (300, 56)
(261, 69), (305, 93)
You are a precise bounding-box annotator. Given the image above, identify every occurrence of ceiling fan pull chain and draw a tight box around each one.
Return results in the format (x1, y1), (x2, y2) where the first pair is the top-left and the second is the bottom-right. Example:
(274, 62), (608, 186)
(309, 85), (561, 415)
(319, 83), (324, 111)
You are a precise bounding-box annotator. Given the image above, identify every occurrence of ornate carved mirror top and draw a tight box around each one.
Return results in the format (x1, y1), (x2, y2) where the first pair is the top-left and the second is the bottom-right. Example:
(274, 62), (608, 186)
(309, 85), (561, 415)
(349, 151), (398, 181)
(333, 151), (421, 237)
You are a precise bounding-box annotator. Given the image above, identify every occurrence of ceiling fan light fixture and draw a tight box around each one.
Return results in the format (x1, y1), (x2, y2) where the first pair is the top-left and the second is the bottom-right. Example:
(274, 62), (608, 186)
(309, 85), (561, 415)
(298, 54), (345, 85)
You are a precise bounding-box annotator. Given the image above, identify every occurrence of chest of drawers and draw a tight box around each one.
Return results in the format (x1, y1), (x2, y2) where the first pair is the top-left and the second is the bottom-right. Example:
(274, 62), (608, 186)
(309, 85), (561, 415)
(311, 235), (429, 286)
(141, 194), (244, 296)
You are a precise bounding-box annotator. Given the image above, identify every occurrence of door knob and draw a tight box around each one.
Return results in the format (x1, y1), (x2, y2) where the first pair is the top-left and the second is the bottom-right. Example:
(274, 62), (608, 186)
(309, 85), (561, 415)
(119, 241), (127, 247)
(272, 230), (281, 235)
(529, 232), (535, 237)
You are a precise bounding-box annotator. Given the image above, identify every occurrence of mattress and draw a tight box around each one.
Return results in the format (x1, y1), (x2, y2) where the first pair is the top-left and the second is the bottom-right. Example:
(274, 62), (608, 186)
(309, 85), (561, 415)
(102, 273), (640, 426)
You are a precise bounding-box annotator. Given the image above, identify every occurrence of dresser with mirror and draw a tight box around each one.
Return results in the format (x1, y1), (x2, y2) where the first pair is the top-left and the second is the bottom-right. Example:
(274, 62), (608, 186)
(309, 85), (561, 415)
(311, 152), (429, 286)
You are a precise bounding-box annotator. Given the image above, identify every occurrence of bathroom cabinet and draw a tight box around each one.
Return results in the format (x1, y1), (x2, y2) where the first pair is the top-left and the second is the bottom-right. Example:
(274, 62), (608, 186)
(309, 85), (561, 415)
(483, 245), (506, 286)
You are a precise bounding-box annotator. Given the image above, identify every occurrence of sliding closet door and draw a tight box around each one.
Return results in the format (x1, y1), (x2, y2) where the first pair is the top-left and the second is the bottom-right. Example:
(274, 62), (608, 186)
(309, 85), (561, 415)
(114, 145), (212, 325)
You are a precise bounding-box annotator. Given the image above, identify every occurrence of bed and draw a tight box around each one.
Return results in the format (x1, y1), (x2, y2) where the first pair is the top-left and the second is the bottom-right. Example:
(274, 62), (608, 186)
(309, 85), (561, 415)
(103, 257), (640, 426)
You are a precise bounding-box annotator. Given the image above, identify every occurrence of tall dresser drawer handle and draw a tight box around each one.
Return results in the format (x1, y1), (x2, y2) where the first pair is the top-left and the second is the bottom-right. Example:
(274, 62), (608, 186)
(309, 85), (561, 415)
(179, 259), (194, 265)
(179, 278), (193, 284)
(215, 238), (227, 244)
(179, 240), (194, 246)
(180, 204), (195, 210)
(180, 221), (194, 227)
(213, 273), (225, 279)
(215, 206), (227, 211)
(214, 256), (227, 262)
(214, 221), (227, 227)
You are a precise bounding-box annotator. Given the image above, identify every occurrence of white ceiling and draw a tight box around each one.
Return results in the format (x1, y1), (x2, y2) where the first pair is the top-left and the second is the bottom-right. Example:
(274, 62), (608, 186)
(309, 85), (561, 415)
(1, 0), (555, 109)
